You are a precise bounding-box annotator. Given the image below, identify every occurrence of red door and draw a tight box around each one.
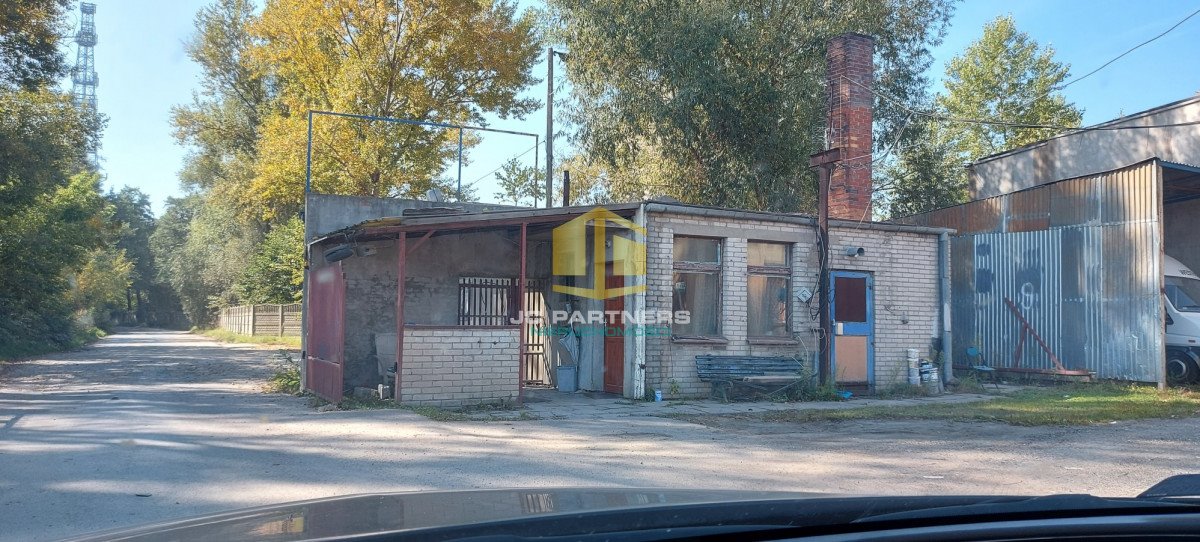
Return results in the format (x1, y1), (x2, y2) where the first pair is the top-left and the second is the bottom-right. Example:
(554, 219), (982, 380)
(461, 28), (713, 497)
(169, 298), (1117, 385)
(306, 263), (345, 403)
(603, 269), (624, 394)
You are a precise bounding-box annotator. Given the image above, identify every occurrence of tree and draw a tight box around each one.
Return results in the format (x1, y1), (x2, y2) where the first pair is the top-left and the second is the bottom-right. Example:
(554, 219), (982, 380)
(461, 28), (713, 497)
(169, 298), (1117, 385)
(151, 194), (260, 326)
(71, 247), (134, 329)
(882, 15), (1083, 216)
(546, 0), (955, 213)
(493, 158), (544, 206)
(248, 0), (542, 219)
(0, 173), (109, 352)
(0, 0), (70, 89)
(234, 216), (304, 304)
(171, 0), (273, 218)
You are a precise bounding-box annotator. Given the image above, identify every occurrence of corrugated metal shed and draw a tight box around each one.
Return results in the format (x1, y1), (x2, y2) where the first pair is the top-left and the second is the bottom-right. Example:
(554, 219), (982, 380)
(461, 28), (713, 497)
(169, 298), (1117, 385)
(908, 160), (1165, 382)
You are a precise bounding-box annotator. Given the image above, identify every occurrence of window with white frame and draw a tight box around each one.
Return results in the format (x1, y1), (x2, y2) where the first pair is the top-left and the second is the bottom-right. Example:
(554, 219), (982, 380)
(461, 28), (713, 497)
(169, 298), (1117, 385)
(747, 241), (791, 338)
(672, 237), (721, 337)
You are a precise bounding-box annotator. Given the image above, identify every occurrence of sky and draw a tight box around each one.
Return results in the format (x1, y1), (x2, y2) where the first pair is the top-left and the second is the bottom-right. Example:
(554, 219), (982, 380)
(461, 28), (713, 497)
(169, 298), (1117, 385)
(73, 0), (1200, 216)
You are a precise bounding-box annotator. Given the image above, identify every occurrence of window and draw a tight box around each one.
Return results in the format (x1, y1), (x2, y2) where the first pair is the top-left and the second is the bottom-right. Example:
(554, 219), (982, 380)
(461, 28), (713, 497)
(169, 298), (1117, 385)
(458, 277), (515, 325)
(748, 242), (791, 337)
(672, 237), (721, 337)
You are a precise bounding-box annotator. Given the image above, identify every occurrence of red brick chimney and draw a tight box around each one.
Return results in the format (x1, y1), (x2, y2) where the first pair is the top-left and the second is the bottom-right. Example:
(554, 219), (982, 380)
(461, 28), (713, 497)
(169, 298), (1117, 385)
(825, 33), (875, 220)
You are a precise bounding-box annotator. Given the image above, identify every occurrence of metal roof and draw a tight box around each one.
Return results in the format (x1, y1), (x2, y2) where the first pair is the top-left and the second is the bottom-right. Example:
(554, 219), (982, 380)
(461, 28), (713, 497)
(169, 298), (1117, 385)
(968, 94), (1200, 166)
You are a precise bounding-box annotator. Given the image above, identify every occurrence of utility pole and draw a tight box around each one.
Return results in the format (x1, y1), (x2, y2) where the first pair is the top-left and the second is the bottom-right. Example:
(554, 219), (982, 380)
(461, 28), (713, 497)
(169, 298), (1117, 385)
(809, 147), (843, 386)
(544, 48), (568, 208)
(544, 47), (555, 209)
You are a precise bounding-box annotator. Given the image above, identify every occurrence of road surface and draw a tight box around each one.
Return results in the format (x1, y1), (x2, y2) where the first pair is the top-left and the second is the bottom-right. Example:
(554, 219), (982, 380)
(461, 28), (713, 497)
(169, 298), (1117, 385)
(2, 329), (1199, 541)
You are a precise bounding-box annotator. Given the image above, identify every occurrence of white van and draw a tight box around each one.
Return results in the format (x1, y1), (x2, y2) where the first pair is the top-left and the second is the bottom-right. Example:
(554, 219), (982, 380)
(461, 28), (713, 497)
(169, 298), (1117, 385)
(1166, 255), (1200, 383)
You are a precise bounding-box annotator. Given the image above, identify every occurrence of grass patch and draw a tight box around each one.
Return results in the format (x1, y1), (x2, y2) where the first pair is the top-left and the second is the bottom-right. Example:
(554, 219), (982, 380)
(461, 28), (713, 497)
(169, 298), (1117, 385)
(196, 328), (300, 348)
(265, 365), (301, 394)
(0, 326), (106, 361)
(750, 383), (1200, 426)
(873, 383), (930, 399)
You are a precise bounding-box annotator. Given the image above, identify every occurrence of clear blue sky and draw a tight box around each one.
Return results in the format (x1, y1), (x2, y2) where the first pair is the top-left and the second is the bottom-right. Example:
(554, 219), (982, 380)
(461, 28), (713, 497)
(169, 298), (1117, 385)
(75, 0), (1200, 215)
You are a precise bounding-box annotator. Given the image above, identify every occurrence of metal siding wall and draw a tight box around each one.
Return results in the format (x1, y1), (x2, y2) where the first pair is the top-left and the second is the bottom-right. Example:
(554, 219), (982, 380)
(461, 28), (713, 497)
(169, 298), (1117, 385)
(974, 230), (1061, 372)
(943, 161), (1164, 382)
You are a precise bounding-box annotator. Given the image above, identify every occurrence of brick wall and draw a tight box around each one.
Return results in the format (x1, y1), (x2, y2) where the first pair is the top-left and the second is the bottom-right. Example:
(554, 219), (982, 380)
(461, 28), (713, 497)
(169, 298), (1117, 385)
(400, 327), (520, 407)
(828, 227), (942, 385)
(826, 33), (875, 220)
(644, 210), (942, 398)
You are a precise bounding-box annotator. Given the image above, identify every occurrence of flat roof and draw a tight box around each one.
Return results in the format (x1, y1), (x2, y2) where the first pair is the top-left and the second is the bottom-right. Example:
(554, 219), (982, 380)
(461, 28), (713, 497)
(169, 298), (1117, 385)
(310, 199), (952, 247)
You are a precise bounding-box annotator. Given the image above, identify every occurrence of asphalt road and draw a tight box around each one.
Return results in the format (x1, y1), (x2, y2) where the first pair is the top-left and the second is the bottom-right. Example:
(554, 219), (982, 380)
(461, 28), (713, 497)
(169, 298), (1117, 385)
(3, 329), (1200, 541)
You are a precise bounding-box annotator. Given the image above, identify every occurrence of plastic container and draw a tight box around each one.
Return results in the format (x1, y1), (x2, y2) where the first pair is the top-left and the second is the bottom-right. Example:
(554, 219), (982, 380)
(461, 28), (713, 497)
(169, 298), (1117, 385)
(556, 365), (578, 392)
(654, 389), (663, 402)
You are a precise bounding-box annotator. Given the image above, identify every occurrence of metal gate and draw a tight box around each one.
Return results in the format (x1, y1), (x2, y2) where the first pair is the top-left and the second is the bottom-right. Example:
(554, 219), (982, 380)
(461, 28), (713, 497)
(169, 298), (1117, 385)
(306, 263), (345, 403)
(522, 279), (549, 385)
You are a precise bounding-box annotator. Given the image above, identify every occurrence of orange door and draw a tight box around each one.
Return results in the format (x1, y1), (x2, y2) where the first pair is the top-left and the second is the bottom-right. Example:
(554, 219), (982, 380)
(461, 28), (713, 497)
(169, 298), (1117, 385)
(603, 269), (624, 394)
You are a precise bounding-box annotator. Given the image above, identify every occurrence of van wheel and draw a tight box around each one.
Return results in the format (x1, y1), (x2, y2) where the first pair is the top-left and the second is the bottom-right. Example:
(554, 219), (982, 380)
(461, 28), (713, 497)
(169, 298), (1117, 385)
(1166, 349), (1200, 385)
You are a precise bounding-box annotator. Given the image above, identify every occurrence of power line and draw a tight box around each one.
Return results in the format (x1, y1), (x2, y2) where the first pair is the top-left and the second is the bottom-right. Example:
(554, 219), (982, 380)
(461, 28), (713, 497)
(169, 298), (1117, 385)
(470, 142), (542, 185)
(1020, 5), (1200, 107)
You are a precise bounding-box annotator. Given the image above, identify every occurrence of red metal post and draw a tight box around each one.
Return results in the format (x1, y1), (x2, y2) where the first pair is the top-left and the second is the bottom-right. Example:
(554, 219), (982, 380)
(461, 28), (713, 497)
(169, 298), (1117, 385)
(517, 222), (527, 404)
(394, 234), (407, 404)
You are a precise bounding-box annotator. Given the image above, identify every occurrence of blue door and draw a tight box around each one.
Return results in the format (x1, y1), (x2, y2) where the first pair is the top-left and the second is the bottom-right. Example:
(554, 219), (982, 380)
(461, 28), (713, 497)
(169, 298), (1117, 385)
(829, 271), (874, 385)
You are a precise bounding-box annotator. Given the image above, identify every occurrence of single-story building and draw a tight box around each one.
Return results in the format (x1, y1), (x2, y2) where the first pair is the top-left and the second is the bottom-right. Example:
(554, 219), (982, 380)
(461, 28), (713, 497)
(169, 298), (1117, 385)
(304, 200), (952, 406)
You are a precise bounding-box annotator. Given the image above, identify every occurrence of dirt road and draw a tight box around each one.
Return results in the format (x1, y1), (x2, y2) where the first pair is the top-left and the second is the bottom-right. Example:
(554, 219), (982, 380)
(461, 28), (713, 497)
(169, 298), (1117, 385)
(2, 330), (1199, 541)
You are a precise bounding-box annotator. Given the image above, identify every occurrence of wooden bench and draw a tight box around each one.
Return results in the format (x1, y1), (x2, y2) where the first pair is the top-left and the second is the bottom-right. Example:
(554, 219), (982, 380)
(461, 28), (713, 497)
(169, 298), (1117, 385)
(695, 355), (810, 401)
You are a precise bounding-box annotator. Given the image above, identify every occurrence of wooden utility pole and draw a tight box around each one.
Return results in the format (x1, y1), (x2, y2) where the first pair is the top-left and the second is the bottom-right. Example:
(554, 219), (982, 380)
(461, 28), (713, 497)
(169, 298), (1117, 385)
(809, 147), (843, 385)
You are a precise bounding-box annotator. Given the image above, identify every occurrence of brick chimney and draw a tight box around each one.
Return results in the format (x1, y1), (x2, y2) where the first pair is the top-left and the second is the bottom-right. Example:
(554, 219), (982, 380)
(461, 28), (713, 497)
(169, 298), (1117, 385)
(825, 33), (875, 220)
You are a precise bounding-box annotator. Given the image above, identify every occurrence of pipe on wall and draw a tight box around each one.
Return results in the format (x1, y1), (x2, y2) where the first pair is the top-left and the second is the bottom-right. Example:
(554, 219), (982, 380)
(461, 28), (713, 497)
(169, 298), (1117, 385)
(939, 231), (954, 384)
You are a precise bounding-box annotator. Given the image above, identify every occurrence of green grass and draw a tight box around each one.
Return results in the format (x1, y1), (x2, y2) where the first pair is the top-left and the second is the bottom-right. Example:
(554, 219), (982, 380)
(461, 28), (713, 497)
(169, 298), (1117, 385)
(196, 328), (301, 348)
(746, 383), (1200, 426)
(265, 365), (301, 394)
(0, 326), (107, 361)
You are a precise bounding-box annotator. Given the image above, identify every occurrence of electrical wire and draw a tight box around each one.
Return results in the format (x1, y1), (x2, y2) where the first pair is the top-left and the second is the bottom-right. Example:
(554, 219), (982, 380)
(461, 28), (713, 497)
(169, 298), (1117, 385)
(467, 142), (541, 186)
(1011, 5), (1200, 111)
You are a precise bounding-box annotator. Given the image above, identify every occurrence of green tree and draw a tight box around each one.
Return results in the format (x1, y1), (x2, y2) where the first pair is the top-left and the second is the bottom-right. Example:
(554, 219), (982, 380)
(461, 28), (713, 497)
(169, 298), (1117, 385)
(493, 158), (544, 206)
(547, 0), (955, 213)
(151, 194), (260, 326)
(0, 0), (70, 89)
(234, 216), (304, 304)
(71, 247), (135, 329)
(883, 15), (1083, 216)
(0, 173), (109, 353)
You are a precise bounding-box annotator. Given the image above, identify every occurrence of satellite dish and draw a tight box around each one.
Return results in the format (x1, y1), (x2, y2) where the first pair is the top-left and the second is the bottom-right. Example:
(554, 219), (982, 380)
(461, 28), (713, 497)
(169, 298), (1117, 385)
(425, 188), (445, 202)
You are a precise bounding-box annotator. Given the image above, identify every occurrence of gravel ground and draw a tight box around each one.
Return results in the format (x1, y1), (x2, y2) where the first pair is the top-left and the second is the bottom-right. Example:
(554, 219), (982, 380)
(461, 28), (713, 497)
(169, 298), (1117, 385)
(2, 329), (1199, 541)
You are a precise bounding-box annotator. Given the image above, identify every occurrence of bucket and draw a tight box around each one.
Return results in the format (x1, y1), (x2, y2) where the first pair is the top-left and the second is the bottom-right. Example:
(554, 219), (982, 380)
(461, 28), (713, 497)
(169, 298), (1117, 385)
(924, 367), (942, 395)
(556, 365), (578, 393)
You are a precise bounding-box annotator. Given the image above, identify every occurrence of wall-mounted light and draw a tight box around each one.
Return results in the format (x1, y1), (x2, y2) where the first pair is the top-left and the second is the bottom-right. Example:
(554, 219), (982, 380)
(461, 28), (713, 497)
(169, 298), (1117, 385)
(844, 246), (866, 258)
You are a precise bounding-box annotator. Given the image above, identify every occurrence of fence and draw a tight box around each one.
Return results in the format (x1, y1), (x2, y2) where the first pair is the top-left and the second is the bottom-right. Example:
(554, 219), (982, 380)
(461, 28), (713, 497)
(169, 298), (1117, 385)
(218, 304), (302, 337)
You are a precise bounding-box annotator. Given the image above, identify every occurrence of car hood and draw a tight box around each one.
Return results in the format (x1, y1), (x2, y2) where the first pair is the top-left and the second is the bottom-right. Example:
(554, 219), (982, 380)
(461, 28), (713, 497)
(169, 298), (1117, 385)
(63, 488), (824, 542)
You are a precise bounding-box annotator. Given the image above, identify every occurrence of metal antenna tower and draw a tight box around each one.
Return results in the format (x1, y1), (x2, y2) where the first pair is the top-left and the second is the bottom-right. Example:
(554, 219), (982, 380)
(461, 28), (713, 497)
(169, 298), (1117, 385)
(71, 2), (99, 163)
